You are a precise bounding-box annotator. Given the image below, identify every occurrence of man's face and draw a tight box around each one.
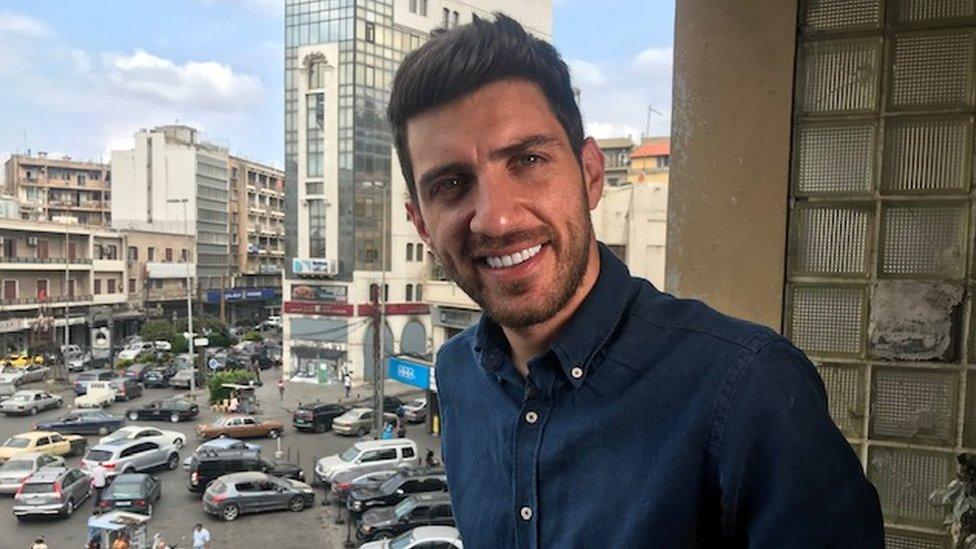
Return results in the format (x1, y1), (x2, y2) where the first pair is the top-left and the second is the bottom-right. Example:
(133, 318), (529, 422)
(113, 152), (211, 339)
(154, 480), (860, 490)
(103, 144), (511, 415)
(405, 80), (604, 328)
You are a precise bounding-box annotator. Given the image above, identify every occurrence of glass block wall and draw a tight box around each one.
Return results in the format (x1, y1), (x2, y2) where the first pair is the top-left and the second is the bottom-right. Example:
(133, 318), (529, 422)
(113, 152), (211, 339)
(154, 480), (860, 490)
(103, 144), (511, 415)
(789, 1), (976, 546)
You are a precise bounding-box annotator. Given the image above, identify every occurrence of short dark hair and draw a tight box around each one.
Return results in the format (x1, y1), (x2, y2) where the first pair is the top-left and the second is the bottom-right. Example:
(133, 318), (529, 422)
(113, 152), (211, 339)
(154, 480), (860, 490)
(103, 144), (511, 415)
(388, 13), (584, 204)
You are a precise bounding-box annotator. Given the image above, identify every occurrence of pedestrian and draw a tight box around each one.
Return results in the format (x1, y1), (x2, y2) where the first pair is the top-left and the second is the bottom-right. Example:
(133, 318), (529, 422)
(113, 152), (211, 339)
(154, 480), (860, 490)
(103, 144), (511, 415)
(111, 531), (130, 549)
(192, 522), (211, 549)
(396, 416), (407, 439)
(277, 377), (285, 402)
(343, 373), (352, 398)
(250, 357), (261, 383)
(31, 538), (48, 549)
(90, 461), (108, 507)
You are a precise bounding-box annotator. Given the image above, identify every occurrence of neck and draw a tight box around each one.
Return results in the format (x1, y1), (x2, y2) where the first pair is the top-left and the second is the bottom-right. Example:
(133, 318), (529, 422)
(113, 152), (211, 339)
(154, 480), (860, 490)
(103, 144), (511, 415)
(502, 240), (601, 377)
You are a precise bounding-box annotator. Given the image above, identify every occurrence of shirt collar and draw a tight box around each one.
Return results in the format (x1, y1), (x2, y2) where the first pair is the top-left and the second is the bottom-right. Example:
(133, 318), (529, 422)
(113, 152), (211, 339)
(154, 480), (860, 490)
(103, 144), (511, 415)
(474, 242), (637, 389)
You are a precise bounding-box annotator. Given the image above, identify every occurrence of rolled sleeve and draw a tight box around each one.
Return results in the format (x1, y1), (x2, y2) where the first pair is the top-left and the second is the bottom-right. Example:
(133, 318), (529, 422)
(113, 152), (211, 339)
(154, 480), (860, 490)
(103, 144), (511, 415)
(716, 339), (884, 548)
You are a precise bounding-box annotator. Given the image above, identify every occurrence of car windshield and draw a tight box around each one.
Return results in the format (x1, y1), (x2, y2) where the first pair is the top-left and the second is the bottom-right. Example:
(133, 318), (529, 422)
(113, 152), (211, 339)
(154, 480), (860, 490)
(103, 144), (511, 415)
(2, 437), (31, 449)
(379, 474), (404, 493)
(19, 482), (55, 494)
(389, 530), (417, 549)
(106, 481), (143, 499)
(212, 417), (230, 427)
(393, 498), (417, 519)
(86, 449), (114, 462)
(339, 447), (360, 462)
(0, 459), (33, 472)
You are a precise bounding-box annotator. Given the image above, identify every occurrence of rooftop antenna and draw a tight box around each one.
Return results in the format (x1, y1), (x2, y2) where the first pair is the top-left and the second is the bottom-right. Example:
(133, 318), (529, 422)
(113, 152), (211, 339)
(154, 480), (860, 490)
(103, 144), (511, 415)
(645, 105), (664, 139)
(23, 130), (28, 156)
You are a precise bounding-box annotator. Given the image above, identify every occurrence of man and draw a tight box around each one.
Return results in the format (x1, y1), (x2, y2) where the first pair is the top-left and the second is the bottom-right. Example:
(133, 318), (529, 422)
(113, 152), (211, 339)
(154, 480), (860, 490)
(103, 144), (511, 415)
(192, 523), (210, 549)
(90, 461), (108, 508)
(388, 13), (884, 549)
(343, 372), (352, 398)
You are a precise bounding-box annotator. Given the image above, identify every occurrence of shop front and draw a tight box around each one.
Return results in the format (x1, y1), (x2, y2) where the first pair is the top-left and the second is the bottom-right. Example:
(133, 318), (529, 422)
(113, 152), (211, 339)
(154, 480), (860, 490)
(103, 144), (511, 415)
(387, 355), (439, 435)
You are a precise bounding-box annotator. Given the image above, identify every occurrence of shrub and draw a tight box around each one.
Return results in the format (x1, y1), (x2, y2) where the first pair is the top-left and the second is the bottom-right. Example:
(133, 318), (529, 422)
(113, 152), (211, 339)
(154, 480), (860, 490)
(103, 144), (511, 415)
(115, 358), (134, 370)
(207, 369), (256, 404)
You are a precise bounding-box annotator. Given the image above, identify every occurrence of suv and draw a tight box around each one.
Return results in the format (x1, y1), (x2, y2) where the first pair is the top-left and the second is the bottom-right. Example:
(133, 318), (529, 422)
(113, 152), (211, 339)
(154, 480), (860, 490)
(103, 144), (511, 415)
(74, 370), (114, 395)
(315, 439), (419, 486)
(347, 467), (448, 517)
(81, 439), (180, 476)
(185, 450), (304, 493)
(356, 492), (456, 542)
(110, 377), (144, 401)
(293, 401), (348, 433)
(12, 467), (91, 519)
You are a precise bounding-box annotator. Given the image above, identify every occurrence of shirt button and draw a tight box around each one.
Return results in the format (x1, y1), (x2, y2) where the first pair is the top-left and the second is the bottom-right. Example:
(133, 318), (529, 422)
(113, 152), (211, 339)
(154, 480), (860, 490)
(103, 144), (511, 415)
(524, 411), (539, 424)
(570, 366), (584, 379)
(520, 506), (533, 521)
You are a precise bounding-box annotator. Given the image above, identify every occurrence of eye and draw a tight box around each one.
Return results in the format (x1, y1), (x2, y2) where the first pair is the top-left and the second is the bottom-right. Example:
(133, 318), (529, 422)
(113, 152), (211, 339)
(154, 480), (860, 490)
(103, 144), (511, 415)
(430, 177), (464, 198)
(515, 154), (544, 168)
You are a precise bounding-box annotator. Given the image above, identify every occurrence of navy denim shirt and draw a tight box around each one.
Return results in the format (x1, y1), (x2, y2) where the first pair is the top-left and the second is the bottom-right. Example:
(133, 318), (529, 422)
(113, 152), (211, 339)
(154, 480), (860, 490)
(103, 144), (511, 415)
(435, 243), (883, 548)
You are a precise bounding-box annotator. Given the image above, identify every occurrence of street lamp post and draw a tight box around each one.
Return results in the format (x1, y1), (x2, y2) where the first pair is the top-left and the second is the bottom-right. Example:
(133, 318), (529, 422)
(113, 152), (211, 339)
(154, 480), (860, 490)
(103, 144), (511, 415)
(362, 181), (388, 434)
(167, 198), (196, 394)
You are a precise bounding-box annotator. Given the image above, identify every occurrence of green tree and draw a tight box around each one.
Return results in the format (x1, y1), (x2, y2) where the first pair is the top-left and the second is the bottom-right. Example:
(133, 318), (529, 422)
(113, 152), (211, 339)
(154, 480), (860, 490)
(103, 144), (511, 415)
(140, 319), (177, 342)
(244, 331), (264, 342)
(207, 369), (256, 403)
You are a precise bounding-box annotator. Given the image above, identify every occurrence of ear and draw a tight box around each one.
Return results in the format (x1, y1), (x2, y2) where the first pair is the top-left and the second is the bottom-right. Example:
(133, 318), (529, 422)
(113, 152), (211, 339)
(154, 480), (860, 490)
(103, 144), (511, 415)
(405, 200), (432, 248)
(580, 137), (606, 210)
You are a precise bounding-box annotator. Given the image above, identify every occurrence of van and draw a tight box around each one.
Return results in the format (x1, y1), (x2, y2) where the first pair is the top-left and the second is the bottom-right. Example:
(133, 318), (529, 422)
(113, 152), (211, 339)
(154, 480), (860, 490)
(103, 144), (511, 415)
(314, 439), (419, 486)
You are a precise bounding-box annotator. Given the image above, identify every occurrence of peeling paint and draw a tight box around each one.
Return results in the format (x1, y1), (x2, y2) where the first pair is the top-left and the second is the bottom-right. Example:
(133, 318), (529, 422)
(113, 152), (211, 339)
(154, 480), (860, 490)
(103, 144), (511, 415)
(868, 281), (963, 361)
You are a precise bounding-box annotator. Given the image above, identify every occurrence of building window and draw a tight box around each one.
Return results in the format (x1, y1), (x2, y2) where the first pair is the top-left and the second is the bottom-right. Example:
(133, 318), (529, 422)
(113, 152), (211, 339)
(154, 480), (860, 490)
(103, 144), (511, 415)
(129, 278), (136, 293)
(306, 181), (324, 195)
(127, 246), (137, 261)
(68, 279), (75, 298)
(656, 155), (670, 168)
(181, 248), (188, 261)
(406, 284), (413, 302)
(165, 248), (173, 262)
(409, 0), (417, 13)
(308, 199), (326, 258)
(419, 0), (427, 15)
(415, 283), (423, 302)
(453, 10), (459, 27)
(365, 22), (376, 43)
(2, 280), (16, 300)
(107, 279), (116, 294)
(442, 7), (450, 27)
(306, 93), (325, 177)
(147, 247), (155, 261)
(406, 243), (414, 262)
(3, 238), (16, 259)
(94, 279), (101, 295)
(416, 243), (424, 260)
(36, 279), (48, 300)
(309, 60), (328, 90)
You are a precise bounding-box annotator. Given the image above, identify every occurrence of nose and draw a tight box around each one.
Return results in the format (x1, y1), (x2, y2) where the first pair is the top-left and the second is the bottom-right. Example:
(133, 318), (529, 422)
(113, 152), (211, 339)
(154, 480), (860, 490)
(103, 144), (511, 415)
(468, 169), (525, 238)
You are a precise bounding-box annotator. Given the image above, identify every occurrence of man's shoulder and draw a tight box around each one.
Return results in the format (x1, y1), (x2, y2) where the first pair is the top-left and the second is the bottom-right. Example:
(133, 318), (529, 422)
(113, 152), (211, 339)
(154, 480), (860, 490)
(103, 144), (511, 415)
(627, 281), (781, 356)
(434, 325), (479, 385)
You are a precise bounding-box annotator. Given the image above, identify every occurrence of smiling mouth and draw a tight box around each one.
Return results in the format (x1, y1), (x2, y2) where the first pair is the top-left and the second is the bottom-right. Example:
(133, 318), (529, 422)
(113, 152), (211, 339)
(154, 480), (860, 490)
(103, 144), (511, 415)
(480, 244), (544, 269)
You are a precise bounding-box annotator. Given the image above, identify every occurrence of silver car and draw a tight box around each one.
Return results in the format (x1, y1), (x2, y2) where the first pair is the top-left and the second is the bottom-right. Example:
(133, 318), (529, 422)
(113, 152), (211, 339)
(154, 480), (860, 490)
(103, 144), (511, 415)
(82, 438), (181, 476)
(0, 452), (64, 494)
(0, 390), (62, 415)
(12, 467), (91, 518)
(202, 471), (315, 521)
(332, 407), (396, 437)
(0, 364), (50, 386)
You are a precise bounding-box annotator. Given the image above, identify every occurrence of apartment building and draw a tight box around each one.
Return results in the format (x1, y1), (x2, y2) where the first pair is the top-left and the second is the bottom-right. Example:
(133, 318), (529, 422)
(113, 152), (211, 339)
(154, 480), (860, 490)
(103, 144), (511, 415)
(281, 0), (553, 383)
(124, 229), (195, 319)
(4, 153), (112, 226)
(628, 137), (671, 184)
(597, 138), (635, 187)
(111, 125), (230, 293)
(0, 218), (130, 353)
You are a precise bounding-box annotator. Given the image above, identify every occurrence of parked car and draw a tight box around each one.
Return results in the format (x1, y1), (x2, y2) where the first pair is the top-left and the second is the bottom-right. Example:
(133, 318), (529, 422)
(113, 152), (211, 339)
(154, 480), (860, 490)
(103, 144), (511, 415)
(97, 472), (161, 515)
(332, 407), (396, 437)
(59, 344), (83, 357)
(203, 471), (314, 522)
(36, 409), (124, 436)
(75, 381), (116, 408)
(4, 351), (44, 367)
(196, 415), (283, 440)
(12, 467), (91, 519)
(123, 362), (151, 382)
(127, 397), (199, 423)
(358, 526), (464, 549)
(168, 368), (203, 389)
(0, 431), (87, 461)
(185, 450), (303, 493)
(0, 364), (50, 386)
(65, 351), (92, 373)
(331, 468), (402, 504)
(347, 468), (448, 517)
(314, 439), (420, 485)
(73, 369), (114, 395)
(351, 396), (404, 414)
(117, 341), (156, 362)
(153, 340), (172, 352)
(0, 382), (16, 404)
(142, 364), (177, 388)
(81, 438), (181, 476)
(401, 399), (428, 424)
(0, 452), (65, 494)
(110, 377), (144, 401)
(0, 390), (62, 415)
(356, 492), (456, 542)
(115, 335), (143, 352)
(182, 438), (261, 470)
(293, 401), (349, 433)
(100, 426), (186, 449)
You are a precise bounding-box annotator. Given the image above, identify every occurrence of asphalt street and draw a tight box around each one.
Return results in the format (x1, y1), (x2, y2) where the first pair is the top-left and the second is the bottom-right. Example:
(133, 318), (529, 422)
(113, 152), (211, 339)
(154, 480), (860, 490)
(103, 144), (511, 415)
(0, 373), (434, 549)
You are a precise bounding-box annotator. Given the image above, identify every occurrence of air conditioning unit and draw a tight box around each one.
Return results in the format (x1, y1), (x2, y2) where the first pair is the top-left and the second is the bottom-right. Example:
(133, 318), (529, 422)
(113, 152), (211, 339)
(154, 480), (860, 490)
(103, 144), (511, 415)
(26, 236), (38, 247)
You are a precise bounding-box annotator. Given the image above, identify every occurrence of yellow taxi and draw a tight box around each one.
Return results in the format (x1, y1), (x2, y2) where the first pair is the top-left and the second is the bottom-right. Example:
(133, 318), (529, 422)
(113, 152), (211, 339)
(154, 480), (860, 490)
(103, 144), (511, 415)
(0, 431), (86, 461)
(4, 352), (44, 368)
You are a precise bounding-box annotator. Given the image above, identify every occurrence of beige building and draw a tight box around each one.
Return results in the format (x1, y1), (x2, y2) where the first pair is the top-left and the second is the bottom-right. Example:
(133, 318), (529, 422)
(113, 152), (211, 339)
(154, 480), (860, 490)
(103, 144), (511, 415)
(592, 183), (668, 289)
(0, 218), (128, 352)
(4, 153), (112, 226)
(228, 156), (285, 288)
(124, 229), (195, 316)
(628, 137), (670, 184)
(597, 137), (635, 187)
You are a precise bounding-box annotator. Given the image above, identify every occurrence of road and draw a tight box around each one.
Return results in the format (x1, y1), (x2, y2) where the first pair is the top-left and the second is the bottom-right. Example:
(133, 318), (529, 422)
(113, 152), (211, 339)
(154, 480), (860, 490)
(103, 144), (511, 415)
(0, 372), (435, 549)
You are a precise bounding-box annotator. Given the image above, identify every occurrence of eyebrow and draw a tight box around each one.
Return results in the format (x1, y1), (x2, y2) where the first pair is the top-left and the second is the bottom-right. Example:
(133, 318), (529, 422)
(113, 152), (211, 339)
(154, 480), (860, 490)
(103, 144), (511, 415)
(416, 133), (561, 195)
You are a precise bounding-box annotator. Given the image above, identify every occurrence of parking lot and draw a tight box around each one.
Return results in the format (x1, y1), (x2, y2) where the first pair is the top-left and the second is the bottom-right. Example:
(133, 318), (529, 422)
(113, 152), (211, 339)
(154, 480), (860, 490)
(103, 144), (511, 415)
(0, 372), (434, 548)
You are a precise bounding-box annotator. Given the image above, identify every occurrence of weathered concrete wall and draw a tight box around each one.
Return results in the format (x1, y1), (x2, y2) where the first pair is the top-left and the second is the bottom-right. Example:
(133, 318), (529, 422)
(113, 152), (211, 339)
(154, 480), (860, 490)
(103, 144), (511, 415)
(868, 281), (964, 362)
(665, 0), (798, 331)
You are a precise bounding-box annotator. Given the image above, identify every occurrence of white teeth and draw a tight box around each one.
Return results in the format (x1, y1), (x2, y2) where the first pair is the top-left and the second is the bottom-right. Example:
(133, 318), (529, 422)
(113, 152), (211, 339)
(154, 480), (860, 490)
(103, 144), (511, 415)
(484, 244), (543, 269)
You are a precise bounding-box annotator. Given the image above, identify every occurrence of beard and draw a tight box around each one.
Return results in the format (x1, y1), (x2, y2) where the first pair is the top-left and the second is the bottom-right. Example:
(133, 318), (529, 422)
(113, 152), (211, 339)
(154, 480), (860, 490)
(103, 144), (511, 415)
(435, 193), (593, 329)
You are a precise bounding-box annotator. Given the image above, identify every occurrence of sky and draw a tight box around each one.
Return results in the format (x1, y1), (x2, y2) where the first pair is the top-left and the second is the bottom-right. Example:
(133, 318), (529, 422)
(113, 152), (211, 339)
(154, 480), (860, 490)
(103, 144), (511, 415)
(0, 0), (674, 176)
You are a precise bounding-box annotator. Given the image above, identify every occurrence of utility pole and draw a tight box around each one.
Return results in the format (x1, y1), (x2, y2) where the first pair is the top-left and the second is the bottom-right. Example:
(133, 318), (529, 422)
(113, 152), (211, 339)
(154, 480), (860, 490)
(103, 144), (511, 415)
(63, 225), (70, 350)
(168, 198), (195, 393)
(366, 181), (388, 434)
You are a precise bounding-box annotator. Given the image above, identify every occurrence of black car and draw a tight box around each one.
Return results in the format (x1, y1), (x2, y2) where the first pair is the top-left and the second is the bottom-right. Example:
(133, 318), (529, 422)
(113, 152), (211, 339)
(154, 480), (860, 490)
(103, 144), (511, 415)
(186, 451), (305, 493)
(356, 492), (455, 541)
(36, 409), (125, 436)
(97, 473), (161, 515)
(142, 364), (176, 388)
(293, 402), (348, 433)
(352, 395), (404, 414)
(127, 397), (199, 423)
(111, 377), (144, 401)
(123, 363), (151, 382)
(347, 468), (447, 517)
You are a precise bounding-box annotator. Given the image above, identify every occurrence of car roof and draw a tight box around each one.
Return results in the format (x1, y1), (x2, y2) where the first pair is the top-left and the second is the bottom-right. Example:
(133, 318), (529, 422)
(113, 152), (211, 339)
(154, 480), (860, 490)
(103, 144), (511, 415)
(7, 452), (47, 461)
(397, 467), (446, 479)
(111, 473), (149, 482)
(13, 390), (44, 396)
(347, 407), (372, 414)
(24, 467), (70, 483)
(406, 492), (452, 504)
(411, 526), (461, 540)
(19, 431), (59, 440)
(92, 439), (143, 450)
(352, 439), (416, 450)
(219, 471), (270, 483)
(199, 438), (246, 449)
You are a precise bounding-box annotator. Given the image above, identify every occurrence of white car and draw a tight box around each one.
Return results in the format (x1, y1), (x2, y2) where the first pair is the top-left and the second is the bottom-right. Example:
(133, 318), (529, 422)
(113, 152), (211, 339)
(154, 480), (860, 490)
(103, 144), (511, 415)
(98, 425), (186, 449)
(117, 342), (156, 362)
(75, 381), (115, 408)
(0, 452), (64, 494)
(153, 340), (172, 352)
(358, 527), (464, 549)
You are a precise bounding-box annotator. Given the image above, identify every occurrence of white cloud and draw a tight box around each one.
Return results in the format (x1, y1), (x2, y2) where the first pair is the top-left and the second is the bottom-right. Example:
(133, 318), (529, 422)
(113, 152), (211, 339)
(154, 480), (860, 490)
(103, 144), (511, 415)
(196, 0), (282, 17)
(571, 47), (673, 141)
(0, 11), (48, 37)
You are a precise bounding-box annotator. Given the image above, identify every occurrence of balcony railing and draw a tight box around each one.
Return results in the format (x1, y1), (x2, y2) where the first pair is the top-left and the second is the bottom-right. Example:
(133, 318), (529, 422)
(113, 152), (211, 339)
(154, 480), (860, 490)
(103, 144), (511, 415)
(0, 294), (93, 306)
(0, 256), (91, 265)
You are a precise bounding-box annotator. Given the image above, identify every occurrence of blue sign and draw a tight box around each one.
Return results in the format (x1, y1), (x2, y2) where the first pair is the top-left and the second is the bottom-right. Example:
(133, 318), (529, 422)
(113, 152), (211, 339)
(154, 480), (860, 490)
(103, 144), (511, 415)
(387, 356), (430, 390)
(205, 287), (280, 304)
